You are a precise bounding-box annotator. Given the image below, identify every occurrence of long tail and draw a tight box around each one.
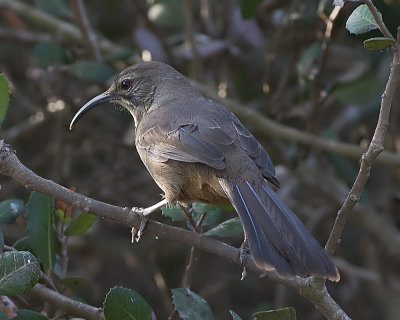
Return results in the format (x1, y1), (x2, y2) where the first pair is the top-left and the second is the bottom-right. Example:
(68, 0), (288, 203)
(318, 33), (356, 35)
(218, 178), (339, 281)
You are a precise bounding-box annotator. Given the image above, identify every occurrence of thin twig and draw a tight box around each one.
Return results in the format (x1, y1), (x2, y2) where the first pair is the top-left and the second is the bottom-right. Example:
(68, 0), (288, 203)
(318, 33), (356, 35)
(325, 25), (400, 255)
(191, 80), (400, 166)
(69, 0), (102, 61)
(0, 145), (350, 320)
(30, 284), (104, 320)
(362, 0), (395, 41)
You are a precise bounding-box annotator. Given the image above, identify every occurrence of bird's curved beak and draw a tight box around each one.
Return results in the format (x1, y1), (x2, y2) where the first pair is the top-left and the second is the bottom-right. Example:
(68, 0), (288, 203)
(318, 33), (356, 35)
(69, 92), (116, 130)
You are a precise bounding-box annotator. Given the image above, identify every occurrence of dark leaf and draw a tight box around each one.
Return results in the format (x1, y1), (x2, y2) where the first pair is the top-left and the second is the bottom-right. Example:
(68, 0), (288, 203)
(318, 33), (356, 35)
(34, 0), (70, 18)
(103, 286), (153, 320)
(171, 288), (214, 320)
(26, 192), (56, 270)
(192, 203), (221, 226)
(0, 199), (24, 224)
(204, 218), (243, 238)
(13, 309), (49, 320)
(0, 251), (40, 296)
(240, 0), (263, 19)
(252, 307), (296, 320)
(68, 60), (113, 83)
(34, 41), (66, 66)
(161, 204), (185, 222)
(13, 237), (32, 253)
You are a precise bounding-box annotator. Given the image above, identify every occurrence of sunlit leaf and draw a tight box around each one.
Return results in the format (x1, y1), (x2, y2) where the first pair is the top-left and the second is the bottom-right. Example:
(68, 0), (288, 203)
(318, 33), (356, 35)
(0, 251), (40, 296)
(0, 199), (24, 223)
(363, 37), (395, 50)
(64, 211), (95, 236)
(0, 74), (9, 127)
(345, 4), (381, 35)
(230, 310), (243, 320)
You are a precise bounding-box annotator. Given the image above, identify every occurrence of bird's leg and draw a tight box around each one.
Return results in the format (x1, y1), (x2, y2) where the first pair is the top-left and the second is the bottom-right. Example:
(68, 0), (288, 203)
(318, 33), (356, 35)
(239, 234), (250, 280)
(131, 198), (168, 242)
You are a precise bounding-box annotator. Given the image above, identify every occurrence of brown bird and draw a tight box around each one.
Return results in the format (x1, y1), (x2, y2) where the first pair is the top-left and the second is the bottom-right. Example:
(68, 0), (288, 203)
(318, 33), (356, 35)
(70, 61), (339, 281)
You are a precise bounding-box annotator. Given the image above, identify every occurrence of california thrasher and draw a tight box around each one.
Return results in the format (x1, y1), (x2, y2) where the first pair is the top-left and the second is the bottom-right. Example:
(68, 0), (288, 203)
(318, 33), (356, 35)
(70, 61), (339, 281)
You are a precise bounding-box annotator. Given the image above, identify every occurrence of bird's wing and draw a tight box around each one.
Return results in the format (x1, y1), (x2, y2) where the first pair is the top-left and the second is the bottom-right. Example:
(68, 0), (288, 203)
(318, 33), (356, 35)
(231, 116), (279, 186)
(137, 117), (235, 170)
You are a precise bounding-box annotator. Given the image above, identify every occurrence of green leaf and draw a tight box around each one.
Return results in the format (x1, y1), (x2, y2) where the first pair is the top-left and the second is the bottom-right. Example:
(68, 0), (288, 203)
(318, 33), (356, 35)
(13, 309), (49, 320)
(35, 0), (70, 18)
(103, 286), (153, 320)
(64, 211), (95, 236)
(34, 42), (66, 66)
(240, 0), (263, 19)
(192, 203), (221, 226)
(0, 199), (25, 223)
(204, 218), (243, 238)
(26, 192), (56, 270)
(68, 60), (113, 83)
(148, 0), (184, 28)
(252, 308), (296, 320)
(230, 310), (243, 320)
(161, 204), (185, 222)
(0, 229), (3, 252)
(171, 288), (214, 320)
(13, 237), (32, 252)
(0, 251), (40, 296)
(363, 37), (396, 50)
(345, 4), (381, 35)
(104, 48), (136, 62)
(0, 74), (10, 127)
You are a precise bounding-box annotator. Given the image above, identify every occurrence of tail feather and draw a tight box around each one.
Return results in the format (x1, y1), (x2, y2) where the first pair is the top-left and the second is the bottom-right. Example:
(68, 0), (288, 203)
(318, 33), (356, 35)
(219, 178), (339, 281)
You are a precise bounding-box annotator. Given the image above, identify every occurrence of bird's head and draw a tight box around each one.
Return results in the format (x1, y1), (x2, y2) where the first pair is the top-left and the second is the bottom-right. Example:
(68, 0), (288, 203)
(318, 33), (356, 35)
(69, 61), (184, 129)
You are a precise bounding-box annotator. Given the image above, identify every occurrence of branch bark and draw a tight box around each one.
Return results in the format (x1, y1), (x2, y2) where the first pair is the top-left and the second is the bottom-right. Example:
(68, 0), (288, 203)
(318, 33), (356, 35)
(0, 143), (350, 320)
(325, 29), (400, 255)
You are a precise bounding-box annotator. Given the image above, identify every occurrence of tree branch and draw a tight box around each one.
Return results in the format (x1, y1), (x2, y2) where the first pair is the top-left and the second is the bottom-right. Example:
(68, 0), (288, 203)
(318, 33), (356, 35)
(0, 142), (350, 320)
(191, 81), (400, 166)
(30, 284), (104, 320)
(325, 25), (400, 255)
(70, 0), (102, 61)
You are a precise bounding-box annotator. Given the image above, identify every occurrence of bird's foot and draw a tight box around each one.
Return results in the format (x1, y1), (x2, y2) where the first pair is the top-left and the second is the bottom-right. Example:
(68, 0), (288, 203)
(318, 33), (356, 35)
(239, 239), (250, 280)
(131, 207), (149, 243)
(0, 141), (16, 160)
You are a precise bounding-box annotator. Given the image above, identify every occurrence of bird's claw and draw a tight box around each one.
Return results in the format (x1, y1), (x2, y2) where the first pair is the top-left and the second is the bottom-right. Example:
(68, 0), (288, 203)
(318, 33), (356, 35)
(131, 207), (149, 243)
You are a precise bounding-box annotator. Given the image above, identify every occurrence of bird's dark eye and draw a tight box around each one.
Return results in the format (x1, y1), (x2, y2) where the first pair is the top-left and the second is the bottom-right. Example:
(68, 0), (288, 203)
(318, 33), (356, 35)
(121, 79), (132, 90)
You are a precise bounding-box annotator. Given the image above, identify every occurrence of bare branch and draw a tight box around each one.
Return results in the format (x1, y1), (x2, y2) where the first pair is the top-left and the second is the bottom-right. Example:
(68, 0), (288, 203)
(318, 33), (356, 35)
(325, 26), (400, 255)
(70, 0), (102, 61)
(191, 80), (400, 166)
(30, 284), (104, 320)
(0, 144), (350, 320)
(362, 0), (395, 41)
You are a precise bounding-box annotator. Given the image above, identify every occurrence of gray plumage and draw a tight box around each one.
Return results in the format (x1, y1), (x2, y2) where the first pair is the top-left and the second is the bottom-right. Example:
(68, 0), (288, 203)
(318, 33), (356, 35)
(70, 61), (339, 281)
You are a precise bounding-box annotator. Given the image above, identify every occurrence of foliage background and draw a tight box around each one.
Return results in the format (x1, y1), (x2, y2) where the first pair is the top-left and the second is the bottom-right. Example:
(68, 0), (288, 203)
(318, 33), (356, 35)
(1, 0), (400, 319)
